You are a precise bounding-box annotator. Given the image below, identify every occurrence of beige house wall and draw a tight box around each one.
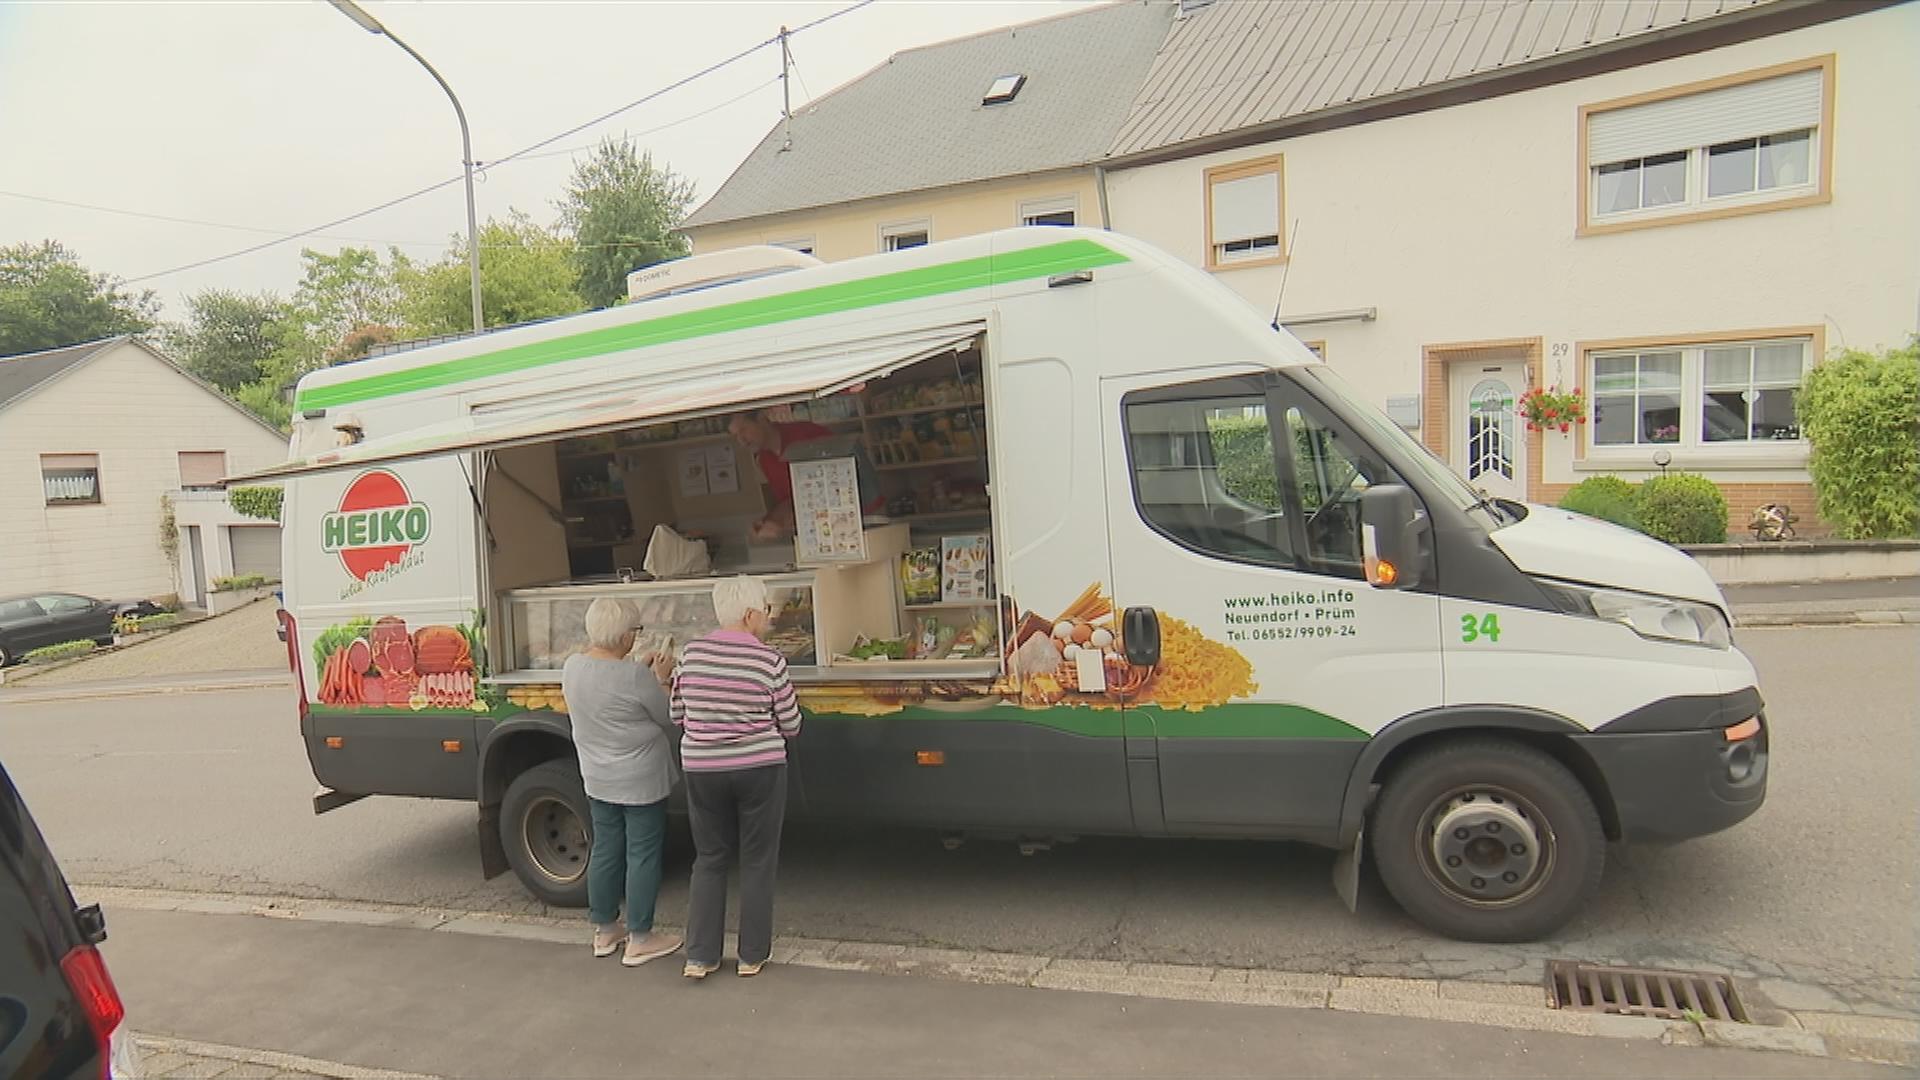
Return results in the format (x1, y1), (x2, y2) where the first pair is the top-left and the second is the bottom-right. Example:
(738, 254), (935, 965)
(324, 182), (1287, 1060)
(685, 168), (1104, 262)
(0, 342), (289, 601)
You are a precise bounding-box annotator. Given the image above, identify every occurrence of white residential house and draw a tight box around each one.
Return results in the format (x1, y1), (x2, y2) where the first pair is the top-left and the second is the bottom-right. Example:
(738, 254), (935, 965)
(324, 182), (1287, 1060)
(0, 337), (291, 607)
(685, 0), (1920, 532)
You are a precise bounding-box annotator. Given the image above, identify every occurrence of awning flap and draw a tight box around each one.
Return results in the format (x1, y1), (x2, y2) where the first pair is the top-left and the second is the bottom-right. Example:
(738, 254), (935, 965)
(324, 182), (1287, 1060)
(226, 323), (983, 484)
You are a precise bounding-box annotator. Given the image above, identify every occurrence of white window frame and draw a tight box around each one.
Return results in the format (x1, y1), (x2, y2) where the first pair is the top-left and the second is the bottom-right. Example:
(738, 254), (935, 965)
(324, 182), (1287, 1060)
(1204, 155), (1285, 270)
(1582, 334), (1814, 467)
(879, 219), (930, 253)
(1579, 56), (1833, 236)
(1018, 195), (1078, 228)
(42, 453), (102, 506)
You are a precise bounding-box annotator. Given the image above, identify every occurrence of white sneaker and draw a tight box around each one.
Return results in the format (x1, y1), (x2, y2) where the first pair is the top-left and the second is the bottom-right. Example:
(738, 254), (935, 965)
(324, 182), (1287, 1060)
(623, 931), (683, 967)
(592, 924), (628, 958)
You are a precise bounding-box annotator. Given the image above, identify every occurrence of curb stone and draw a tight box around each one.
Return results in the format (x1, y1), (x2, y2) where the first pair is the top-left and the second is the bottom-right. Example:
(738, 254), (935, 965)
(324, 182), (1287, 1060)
(135, 1035), (441, 1080)
(97, 885), (1918, 1067)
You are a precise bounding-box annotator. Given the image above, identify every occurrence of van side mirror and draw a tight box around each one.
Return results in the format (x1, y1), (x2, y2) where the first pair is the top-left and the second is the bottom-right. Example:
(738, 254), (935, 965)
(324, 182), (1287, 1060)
(1360, 484), (1422, 590)
(1122, 606), (1161, 667)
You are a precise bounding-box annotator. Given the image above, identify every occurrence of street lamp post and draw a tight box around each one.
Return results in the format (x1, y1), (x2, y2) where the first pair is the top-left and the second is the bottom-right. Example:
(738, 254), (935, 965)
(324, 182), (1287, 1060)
(327, 0), (483, 334)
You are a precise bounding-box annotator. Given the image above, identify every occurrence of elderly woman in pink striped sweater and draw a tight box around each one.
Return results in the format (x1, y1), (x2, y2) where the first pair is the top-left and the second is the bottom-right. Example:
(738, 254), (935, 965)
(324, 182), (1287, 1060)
(669, 575), (802, 980)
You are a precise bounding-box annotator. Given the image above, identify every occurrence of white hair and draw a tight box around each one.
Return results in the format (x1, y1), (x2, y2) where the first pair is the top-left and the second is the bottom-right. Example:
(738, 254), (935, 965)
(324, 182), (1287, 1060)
(584, 597), (638, 650)
(711, 575), (770, 628)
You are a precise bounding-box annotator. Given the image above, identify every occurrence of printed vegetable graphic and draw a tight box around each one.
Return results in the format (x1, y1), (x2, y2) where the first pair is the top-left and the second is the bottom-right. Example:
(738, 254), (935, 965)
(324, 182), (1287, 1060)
(311, 616), (479, 709)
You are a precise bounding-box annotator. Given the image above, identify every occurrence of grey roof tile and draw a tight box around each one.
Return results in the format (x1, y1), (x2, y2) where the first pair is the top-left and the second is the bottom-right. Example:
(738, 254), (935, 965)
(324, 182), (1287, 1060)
(682, 1), (1176, 229)
(1108, 0), (1776, 159)
(0, 338), (118, 412)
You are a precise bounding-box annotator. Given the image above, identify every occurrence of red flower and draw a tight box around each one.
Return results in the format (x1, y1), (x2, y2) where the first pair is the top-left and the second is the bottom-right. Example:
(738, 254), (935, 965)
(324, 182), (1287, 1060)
(1559, 423), (1571, 434)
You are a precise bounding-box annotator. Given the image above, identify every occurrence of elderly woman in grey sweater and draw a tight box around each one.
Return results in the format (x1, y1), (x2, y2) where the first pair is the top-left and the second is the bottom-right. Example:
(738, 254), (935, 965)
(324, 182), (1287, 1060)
(562, 597), (682, 966)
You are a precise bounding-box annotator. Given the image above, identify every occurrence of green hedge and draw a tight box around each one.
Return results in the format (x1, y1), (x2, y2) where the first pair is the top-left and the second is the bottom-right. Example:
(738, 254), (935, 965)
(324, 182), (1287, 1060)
(211, 573), (274, 592)
(1799, 342), (1919, 539)
(1560, 473), (1729, 544)
(228, 485), (284, 523)
(24, 640), (96, 664)
(1634, 474), (1730, 545)
(1558, 476), (1640, 531)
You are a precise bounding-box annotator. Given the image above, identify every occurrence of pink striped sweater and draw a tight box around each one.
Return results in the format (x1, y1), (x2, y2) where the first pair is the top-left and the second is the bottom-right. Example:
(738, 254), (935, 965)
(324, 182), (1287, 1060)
(669, 630), (802, 772)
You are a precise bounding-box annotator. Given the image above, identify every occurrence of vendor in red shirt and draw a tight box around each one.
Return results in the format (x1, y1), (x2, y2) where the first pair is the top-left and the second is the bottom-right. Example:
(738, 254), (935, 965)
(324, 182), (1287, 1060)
(729, 410), (883, 541)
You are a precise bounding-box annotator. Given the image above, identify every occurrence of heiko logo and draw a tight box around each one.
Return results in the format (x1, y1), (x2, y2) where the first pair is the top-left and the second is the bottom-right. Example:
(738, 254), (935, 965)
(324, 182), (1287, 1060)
(322, 469), (430, 581)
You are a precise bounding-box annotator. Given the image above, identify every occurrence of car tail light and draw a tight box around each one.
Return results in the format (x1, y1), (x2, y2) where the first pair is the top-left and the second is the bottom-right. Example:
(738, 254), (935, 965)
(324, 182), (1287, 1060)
(60, 945), (126, 1075)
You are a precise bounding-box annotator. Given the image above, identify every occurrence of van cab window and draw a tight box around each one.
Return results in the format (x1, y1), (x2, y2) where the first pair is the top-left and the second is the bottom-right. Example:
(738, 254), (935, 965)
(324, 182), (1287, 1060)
(1124, 382), (1294, 568)
(1283, 401), (1394, 580)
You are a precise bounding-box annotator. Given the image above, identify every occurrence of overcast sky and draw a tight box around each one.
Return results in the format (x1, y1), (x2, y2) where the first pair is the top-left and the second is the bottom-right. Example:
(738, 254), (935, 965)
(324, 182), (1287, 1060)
(0, 0), (1103, 318)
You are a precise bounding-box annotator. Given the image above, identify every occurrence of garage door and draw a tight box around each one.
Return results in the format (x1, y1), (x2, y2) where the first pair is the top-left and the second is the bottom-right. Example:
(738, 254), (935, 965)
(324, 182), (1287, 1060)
(228, 525), (282, 579)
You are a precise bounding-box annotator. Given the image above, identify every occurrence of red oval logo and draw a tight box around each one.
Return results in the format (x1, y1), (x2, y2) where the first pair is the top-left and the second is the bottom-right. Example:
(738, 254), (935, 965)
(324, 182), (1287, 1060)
(322, 469), (431, 582)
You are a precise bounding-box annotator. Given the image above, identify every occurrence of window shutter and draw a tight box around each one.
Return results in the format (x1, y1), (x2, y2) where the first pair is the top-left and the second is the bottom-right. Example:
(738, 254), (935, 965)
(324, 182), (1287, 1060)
(1589, 68), (1822, 165)
(179, 451), (228, 488)
(42, 453), (98, 470)
(1210, 172), (1280, 246)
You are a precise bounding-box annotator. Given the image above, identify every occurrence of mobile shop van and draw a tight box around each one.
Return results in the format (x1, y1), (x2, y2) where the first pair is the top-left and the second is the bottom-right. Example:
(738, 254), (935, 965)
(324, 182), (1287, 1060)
(245, 228), (1768, 943)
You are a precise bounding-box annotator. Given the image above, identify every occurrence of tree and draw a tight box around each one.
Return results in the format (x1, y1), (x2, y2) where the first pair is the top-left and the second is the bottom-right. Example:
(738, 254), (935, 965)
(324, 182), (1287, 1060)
(231, 379), (292, 432)
(0, 241), (159, 355)
(172, 289), (290, 390)
(276, 247), (406, 380)
(398, 211), (584, 336)
(556, 139), (696, 308)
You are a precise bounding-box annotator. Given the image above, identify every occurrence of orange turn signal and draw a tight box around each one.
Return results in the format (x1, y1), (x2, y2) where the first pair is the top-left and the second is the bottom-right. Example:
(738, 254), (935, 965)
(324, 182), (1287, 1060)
(915, 750), (946, 767)
(324, 736), (345, 749)
(1724, 717), (1761, 742)
(1370, 559), (1399, 586)
(442, 740), (463, 753)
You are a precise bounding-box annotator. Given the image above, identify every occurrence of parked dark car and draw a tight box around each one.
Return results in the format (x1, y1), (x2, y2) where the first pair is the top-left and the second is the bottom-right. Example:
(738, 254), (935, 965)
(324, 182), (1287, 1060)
(0, 593), (117, 667)
(1, 758), (137, 1077)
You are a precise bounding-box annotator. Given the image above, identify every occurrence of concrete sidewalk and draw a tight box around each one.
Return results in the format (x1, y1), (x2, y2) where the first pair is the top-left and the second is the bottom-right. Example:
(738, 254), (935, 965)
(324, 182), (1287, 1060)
(1724, 576), (1920, 626)
(103, 905), (1905, 1080)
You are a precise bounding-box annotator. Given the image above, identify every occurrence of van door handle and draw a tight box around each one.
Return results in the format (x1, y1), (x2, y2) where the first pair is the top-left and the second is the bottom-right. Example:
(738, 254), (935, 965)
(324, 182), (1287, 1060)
(1122, 606), (1161, 668)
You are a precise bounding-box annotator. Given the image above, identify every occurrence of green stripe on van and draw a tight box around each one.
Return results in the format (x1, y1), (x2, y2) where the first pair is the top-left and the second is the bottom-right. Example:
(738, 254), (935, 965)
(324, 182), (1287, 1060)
(801, 702), (1367, 740)
(294, 239), (1129, 411)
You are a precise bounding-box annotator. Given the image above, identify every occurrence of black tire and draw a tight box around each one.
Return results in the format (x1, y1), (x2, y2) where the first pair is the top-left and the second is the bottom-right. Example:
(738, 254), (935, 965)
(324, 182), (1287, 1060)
(94, 637), (114, 647)
(1369, 739), (1604, 943)
(501, 760), (593, 908)
(0, 641), (13, 668)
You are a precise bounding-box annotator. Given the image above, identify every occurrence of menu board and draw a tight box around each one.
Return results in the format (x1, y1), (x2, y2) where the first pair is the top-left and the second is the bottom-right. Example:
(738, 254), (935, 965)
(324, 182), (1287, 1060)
(791, 457), (867, 564)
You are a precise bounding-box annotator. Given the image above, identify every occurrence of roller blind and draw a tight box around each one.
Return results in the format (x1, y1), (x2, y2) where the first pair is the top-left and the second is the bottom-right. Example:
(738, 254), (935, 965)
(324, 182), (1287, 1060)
(1589, 68), (1822, 165)
(1210, 171), (1280, 245)
(178, 451), (227, 488)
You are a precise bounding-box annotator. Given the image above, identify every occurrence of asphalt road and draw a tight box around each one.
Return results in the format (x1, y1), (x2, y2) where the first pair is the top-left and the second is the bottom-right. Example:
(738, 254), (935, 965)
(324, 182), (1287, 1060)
(5, 625), (1915, 1019)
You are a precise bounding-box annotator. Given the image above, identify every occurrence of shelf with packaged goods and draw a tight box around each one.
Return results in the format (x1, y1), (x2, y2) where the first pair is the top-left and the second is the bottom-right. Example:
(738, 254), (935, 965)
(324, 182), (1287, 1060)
(874, 456), (986, 473)
(904, 599), (998, 611)
(859, 400), (985, 422)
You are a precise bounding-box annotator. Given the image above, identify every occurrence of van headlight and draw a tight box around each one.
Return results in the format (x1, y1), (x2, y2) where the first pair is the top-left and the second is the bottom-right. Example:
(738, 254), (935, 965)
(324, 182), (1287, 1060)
(1536, 580), (1732, 649)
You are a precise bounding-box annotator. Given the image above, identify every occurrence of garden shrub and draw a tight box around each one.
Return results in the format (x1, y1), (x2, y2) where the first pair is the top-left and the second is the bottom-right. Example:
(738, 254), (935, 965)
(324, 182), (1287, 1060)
(1559, 476), (1641, 531)
(228, 485), (284, 523)
(1635, 473), (1728, 545)
(1798, 342), (1920, 539)
(24, 640), (96, 664)
(211, 573), (273, 592)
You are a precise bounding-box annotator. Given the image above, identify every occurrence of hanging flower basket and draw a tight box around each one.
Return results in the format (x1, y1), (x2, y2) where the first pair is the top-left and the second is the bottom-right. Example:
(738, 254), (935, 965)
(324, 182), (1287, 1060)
(1518, 386), (1588, 434)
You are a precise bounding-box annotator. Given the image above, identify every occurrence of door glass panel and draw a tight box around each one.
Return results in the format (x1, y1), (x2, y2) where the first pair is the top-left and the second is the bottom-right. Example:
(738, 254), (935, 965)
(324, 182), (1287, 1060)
(1125, 391), (1293, 568)
(1283, 395), (1404, 581)
(1463, 379), (1514, 483)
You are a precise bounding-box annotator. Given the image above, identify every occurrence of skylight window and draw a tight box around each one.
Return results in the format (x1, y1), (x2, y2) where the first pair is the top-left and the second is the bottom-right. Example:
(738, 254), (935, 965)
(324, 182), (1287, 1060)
(983, 74), (1025, 106)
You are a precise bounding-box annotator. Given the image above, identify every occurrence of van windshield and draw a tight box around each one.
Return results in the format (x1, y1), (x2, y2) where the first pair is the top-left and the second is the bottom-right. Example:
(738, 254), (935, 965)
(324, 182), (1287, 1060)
(1299, 365), (1494, 522)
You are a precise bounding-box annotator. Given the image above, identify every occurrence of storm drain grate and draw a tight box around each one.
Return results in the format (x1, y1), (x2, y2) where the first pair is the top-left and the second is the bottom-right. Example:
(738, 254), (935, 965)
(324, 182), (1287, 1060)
(1546, 961), (1749, 1022)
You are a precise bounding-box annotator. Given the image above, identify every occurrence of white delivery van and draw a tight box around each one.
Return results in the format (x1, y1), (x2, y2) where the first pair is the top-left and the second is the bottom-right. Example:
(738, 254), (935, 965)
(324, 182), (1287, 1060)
(242, 228), (1767, 942)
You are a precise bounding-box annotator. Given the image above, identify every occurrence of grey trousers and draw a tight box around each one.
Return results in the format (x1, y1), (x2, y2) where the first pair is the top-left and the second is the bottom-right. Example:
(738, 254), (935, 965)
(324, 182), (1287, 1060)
(684, 764), (788, 967)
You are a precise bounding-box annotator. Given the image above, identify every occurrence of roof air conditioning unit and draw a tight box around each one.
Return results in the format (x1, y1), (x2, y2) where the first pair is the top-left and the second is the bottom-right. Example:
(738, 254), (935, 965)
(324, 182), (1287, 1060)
(625, 246), (823, 304)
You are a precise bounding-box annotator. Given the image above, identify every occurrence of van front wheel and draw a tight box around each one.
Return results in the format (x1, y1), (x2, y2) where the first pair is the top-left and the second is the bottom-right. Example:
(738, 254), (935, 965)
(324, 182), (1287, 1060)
(1370, 740), (1604, 943)
(501, 761), (592, 908)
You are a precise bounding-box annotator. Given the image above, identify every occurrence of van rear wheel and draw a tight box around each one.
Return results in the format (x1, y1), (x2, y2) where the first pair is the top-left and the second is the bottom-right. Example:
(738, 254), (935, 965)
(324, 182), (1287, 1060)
(501, 761), (592, 908)
(1370, 739), (1604, 943)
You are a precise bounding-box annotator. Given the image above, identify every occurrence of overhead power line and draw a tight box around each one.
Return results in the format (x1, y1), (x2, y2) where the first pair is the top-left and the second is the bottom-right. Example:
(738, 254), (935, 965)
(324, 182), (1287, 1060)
(0, 75), (781, 251)
(117, 0), (874, 286)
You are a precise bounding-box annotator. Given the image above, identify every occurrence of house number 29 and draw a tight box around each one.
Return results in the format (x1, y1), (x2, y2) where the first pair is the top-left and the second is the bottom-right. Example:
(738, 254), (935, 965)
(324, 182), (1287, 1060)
(1460, 613), (1503, 643)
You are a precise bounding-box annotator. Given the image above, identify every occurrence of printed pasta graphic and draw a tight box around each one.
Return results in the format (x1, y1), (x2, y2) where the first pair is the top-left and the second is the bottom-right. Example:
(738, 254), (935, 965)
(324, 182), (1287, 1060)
(794, 582), (1257, 716)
